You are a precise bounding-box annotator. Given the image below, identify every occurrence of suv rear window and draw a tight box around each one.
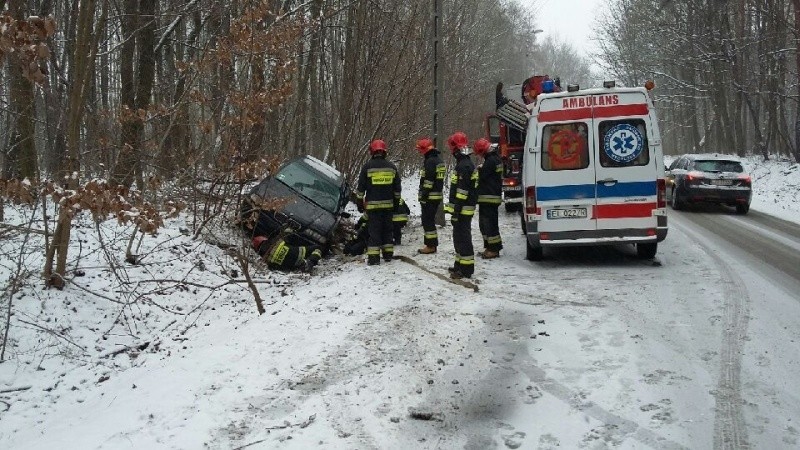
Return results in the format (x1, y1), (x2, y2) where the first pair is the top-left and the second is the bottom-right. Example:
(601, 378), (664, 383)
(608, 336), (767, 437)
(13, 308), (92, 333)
(541, 122), (590, 171)
(598, 119), (649, 168)
(692, 160), (743, 173)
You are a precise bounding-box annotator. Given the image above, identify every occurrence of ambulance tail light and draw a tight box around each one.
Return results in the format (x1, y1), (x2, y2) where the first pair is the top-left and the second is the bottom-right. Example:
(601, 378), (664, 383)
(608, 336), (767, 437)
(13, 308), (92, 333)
(525, 186), (537, 215)
(657, 179), (666, 208)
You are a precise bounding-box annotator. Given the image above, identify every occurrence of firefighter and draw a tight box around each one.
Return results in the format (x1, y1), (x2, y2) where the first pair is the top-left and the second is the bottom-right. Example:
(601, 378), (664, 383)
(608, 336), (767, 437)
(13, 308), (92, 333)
(355, 139), (402, 265)
(392, 197), (410, 245)
(474, 138), (504, 259)
(343, 213), (369, 256)
(252, 230), (322, 272)
(444, 131), (478, 279)
(416, 137), (445, 254)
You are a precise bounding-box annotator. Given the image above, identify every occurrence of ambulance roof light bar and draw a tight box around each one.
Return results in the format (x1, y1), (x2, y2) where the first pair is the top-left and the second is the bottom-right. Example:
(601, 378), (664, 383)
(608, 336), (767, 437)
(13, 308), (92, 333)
(603, 80), (616, 88)
(567, 84), (580, 92)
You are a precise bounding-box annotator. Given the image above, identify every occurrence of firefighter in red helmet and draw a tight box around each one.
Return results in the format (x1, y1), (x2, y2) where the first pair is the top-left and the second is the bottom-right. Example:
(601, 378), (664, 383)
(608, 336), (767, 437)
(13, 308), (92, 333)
(474, 138), (503, 258)
(355, 139), (402, 265)
(251, 229), (322, 272)
(444, 132), (477, 279)
(416, 137), (445, 254)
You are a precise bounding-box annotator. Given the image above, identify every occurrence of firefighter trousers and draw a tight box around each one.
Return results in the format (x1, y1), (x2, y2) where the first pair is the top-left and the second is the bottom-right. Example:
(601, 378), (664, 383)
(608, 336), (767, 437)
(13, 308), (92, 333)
(478, 204), (503, 252)
(367, 209), (394, 263)
(452, 215), (475, 277)
(420, 201), (440, 248)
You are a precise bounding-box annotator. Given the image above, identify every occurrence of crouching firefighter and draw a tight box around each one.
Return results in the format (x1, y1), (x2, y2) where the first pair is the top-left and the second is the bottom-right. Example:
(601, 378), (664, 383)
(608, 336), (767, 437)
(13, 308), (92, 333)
(445, 131), (478, 279)
(416, 137), (445, 254)
(392, 198), (410, 245)
(343, 213), (369, 256)
(252, 230), (322, 272)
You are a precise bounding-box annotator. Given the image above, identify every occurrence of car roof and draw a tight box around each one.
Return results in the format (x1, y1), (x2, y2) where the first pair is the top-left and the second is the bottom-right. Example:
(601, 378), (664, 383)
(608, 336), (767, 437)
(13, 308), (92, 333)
(682, 153), (743, 162)
(287, 155), (344, 183)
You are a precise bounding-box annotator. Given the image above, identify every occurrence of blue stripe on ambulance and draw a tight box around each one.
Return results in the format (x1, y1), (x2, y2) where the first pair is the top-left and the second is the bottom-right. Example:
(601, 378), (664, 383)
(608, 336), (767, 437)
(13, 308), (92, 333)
(537, 181), (656, 201)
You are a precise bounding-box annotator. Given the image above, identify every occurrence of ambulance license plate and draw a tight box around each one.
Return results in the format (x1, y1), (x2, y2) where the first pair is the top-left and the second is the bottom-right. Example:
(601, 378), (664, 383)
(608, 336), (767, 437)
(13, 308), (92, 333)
(547, 208), (588, 219)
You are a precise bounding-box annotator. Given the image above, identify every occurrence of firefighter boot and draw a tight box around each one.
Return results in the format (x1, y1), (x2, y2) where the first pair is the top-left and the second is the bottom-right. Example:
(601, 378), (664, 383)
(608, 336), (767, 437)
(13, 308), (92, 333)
(450, 270), (471, 280)
(417, 245), (437, 255)
(367, 254), (381, 266)
(480, 250), (500, 259)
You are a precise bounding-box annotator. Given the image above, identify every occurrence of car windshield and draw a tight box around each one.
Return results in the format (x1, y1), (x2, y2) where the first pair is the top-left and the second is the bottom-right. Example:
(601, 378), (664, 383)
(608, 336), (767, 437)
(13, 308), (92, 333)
(275, 159), (342, 213)
(693, 159), (744, 173)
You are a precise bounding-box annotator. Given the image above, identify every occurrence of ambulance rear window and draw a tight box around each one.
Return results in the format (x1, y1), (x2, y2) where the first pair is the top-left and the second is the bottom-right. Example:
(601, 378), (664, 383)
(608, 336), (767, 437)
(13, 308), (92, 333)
(598, 119), (650, 168)
(541, 122), (590, 171)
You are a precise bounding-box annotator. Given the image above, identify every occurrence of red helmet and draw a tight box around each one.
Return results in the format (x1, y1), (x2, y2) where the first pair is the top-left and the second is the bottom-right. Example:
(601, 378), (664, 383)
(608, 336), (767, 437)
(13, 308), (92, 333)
(474, 138), (491, 155)
(416, 138), (434, 155)
(252, 236), (269, 253)
(448, 132), (469, 154)
(369, 139), (387, 155)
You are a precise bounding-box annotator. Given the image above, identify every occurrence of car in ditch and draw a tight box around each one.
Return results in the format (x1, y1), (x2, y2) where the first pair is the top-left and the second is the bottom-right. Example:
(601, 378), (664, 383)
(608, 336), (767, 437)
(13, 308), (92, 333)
(666, 153), (752, 214)
(239, 155), (352, 248)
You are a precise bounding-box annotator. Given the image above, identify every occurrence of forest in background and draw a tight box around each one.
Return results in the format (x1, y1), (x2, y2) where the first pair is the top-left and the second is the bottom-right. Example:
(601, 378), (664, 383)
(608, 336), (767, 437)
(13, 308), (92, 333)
(0, 0), (594, 187)
(596, 0), (800, 162)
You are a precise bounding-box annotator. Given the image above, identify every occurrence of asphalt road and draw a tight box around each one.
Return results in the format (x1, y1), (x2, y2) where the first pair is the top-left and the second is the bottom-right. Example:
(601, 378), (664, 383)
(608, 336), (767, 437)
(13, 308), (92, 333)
(669, 206), (800, 292)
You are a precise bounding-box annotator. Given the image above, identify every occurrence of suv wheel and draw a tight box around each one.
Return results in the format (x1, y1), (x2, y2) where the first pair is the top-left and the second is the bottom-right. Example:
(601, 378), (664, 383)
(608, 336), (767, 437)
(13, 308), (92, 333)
(736, 203), (749, 215)
(670, 187), (684, 210)
(637, 243), (658, 259)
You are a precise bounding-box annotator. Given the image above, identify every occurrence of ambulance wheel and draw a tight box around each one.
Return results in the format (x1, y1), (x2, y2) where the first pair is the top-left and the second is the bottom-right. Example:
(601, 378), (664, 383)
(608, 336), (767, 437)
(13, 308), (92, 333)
(636, 243), (657, 259)
(670, 188), (684, 210)
(526, 241), (543, 261)
(735, 204), (749, 215)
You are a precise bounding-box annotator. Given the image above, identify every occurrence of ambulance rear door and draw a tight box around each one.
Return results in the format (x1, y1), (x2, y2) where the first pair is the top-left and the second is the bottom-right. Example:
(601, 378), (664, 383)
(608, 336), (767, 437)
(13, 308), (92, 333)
(592, 91), (659, 233)
(534, 97), (596, 236)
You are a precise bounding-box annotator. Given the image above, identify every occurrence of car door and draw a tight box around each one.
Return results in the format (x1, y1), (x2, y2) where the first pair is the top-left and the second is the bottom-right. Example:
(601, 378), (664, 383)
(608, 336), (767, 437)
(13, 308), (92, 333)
(593, 94), (659, 232)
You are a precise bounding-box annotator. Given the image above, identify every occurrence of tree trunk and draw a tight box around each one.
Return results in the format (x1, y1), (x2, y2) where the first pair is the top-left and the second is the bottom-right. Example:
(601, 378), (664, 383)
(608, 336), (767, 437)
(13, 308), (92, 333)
(7, 3), (38, 180)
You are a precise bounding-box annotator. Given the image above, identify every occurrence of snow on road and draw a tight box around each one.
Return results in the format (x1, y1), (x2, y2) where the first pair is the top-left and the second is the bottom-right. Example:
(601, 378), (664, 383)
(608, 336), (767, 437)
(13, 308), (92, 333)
(2, 161), (800, 449)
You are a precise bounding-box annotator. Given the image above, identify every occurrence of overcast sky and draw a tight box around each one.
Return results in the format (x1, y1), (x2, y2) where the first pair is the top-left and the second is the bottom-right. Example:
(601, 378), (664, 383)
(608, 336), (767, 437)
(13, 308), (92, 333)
(520, 0), (604, 61)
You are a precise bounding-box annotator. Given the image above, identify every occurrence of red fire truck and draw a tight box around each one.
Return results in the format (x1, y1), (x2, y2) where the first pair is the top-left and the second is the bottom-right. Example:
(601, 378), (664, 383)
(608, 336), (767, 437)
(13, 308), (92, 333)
(487, 76), (561, 212)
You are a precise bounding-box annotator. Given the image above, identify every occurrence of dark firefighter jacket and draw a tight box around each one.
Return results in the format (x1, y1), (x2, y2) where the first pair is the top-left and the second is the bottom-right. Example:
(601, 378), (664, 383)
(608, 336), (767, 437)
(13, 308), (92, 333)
(418, 150), (445, 203)
(356, 155), (401, 211)
(445, 154), (477, 216)
(477, 150), (503, 205)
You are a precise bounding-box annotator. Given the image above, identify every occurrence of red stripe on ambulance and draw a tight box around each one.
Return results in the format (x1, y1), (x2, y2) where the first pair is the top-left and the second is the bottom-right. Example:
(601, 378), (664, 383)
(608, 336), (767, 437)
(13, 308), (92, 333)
(594, 202), (656, 219)
(538, 102), (650, 123)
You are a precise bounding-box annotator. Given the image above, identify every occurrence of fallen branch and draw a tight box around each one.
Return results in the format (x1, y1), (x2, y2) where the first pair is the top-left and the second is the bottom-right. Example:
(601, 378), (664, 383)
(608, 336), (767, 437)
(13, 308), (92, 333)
(232, 414), (316, 450)
(0, 385), (32, 394)
(98, 341), (152, 359)
(395, 256), (479, 292)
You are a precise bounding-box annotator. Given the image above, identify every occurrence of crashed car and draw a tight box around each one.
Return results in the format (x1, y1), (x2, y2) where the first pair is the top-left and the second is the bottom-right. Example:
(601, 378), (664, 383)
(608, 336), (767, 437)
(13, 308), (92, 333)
(239, 155), (351, 248)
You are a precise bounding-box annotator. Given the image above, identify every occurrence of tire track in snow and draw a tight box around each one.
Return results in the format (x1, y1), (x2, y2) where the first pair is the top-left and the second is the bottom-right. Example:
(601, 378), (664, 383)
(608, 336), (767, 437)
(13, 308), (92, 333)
(673, 220), (750, 449)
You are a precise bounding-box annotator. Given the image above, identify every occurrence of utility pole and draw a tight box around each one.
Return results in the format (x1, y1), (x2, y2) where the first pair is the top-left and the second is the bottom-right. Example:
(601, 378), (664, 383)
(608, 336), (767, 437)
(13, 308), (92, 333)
(432, 0), (446, 226)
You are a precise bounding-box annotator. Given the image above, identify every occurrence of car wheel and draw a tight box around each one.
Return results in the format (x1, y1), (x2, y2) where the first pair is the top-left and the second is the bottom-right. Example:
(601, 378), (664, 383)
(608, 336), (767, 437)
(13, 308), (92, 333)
(505, 202), (520, 213)
(637, 243), (657, 259)
(736, 203), (750, 215)
(519, 210), (526, 235)
(670, 187), (683, 210)
(526, 240), (543, 261)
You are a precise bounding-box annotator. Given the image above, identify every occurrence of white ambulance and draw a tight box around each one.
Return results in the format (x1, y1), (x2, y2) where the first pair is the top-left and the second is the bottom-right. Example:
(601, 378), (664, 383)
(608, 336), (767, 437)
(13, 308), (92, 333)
(521, 82), (668, 260)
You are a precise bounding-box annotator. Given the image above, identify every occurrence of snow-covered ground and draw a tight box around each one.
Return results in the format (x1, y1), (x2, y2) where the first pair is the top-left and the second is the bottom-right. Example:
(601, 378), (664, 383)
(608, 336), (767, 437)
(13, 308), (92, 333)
(1, 155), (799, 449)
